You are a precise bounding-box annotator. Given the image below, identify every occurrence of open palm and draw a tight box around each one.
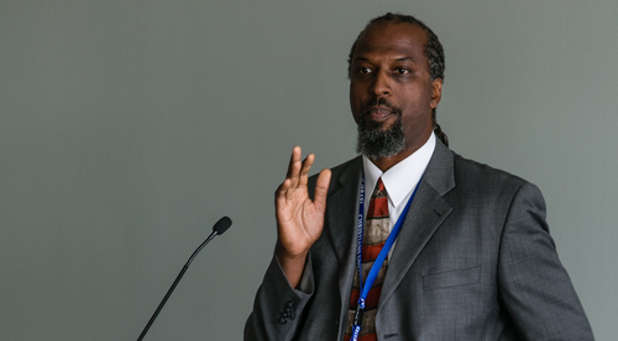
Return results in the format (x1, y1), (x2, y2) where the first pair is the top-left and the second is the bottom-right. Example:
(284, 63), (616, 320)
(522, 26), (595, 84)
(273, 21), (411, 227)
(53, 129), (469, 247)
(276, 147), (331, 258)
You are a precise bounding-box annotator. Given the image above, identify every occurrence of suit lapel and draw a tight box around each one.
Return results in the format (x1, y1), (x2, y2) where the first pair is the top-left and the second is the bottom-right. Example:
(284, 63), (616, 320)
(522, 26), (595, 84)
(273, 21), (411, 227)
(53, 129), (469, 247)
(377, 182), (452, 309)
(323, 157), (361, 338)
(325, 157), (361, 264)
(378, 140), (456, 311)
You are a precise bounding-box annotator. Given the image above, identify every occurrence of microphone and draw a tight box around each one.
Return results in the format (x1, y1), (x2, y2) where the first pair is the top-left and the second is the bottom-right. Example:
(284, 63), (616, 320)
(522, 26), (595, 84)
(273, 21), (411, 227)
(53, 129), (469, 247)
(137, 216), (233, 341)
(213, 216), (232, 235)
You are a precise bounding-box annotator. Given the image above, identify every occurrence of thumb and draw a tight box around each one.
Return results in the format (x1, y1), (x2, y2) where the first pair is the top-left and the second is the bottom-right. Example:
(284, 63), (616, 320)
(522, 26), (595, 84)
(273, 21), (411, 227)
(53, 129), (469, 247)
(313, 169), (331, 210)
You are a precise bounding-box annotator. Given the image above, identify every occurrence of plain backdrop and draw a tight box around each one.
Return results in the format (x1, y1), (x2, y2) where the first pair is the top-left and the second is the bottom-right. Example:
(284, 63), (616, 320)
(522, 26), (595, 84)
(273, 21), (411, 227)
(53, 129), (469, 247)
(1, 0), (616, 340)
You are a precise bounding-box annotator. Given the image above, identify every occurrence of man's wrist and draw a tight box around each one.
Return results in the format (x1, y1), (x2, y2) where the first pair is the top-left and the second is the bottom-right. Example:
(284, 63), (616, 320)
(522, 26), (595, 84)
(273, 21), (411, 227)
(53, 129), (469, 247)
(275, 242), (308, 288)
(276, 243), (308, 262)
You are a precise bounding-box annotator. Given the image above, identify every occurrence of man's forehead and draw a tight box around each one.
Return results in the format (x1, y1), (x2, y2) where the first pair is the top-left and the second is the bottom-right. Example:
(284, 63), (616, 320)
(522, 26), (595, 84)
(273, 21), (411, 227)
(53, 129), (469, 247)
(353, 22), (428, 60)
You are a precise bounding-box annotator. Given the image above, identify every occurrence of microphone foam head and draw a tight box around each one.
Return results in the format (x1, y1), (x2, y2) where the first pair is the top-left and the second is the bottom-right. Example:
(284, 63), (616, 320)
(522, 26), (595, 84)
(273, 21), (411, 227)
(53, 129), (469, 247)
(213, 216), (232, 235)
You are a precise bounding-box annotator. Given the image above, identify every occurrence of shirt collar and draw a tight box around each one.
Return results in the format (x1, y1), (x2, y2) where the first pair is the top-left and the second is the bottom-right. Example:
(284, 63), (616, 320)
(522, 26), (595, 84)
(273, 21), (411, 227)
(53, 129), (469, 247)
(362, 132), (436, 207)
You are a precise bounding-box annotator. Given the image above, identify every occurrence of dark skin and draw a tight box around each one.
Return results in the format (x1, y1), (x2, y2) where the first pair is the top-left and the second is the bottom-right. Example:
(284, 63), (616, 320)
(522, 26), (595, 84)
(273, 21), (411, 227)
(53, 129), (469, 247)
(275, 22), (443, 287)
(350, 21), (443, 171)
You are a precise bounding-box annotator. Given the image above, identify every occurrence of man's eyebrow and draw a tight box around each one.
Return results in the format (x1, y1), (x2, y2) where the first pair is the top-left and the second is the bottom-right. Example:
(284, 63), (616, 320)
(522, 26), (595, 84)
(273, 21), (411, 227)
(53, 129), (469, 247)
(395, 57), (416, 62)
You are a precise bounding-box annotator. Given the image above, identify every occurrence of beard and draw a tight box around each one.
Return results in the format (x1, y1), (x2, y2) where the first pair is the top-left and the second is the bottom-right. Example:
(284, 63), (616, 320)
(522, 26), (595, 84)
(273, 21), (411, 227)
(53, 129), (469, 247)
(356, 113), (405, 159)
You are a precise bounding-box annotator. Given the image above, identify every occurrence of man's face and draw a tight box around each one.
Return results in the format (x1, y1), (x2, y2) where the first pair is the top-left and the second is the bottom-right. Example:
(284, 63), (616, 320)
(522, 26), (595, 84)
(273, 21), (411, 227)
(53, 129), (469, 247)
(349, 22), (442, 159)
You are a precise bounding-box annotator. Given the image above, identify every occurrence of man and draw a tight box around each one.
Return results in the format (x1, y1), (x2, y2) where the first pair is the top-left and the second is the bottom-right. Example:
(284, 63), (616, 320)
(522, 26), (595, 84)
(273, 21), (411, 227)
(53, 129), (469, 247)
(245, 13), (593, 340)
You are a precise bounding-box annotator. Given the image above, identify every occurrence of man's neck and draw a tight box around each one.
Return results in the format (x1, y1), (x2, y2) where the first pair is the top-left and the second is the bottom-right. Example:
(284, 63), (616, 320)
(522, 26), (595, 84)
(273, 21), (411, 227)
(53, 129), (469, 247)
(370, 152), (413, 172)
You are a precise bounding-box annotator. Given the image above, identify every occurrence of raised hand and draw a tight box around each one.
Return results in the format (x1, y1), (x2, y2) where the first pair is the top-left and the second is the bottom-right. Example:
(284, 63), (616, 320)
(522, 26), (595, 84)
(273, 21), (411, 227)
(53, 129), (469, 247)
(275, 146), (331, 287)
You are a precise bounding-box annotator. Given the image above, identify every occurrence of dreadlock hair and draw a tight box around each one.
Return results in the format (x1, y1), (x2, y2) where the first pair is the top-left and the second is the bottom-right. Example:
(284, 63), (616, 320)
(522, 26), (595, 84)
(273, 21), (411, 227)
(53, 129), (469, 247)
(347, 12), (449, 146)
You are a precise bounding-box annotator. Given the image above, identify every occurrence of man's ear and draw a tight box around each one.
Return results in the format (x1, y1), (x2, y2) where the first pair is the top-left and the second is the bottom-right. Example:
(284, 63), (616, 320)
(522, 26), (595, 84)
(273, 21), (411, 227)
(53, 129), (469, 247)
(430, 78), (443, 109)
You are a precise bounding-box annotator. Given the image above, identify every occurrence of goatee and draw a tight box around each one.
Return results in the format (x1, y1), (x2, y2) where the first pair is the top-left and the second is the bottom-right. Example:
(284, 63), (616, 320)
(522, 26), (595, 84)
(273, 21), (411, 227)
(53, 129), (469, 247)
(356, 115), (405, 159)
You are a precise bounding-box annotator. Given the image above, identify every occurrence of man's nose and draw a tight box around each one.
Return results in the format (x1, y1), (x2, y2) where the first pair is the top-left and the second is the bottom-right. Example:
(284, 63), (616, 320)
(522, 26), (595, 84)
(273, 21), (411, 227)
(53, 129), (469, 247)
(371, 71), (391, 96)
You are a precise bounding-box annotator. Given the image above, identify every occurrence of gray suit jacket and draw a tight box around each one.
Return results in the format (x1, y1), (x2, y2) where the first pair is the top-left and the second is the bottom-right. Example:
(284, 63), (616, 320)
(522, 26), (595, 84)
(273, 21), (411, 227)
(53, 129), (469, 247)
(245, 141), (593, 340)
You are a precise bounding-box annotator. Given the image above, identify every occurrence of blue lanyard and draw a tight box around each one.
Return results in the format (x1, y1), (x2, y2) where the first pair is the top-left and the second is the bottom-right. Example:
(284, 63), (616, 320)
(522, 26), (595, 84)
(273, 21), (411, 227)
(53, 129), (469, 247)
(351, 175), (422, 341)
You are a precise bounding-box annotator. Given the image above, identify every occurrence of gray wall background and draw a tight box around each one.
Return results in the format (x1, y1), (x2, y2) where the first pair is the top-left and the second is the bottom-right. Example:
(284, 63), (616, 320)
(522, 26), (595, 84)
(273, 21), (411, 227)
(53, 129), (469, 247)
(1, 0), (616, 340)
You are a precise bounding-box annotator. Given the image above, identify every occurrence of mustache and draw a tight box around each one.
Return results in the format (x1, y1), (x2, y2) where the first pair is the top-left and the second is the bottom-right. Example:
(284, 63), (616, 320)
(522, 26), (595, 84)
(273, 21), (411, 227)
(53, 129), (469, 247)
(362, 97), (402, 116)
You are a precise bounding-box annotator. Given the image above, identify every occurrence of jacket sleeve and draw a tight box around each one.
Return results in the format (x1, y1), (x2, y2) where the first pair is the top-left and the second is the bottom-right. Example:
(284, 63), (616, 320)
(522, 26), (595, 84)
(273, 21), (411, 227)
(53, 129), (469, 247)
(498, 182), (594, 340)
(244, 252), (315, 341)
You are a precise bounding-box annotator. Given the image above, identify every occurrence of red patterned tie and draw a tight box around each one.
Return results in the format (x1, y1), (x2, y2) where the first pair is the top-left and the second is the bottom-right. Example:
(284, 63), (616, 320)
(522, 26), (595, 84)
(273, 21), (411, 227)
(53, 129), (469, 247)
(345, 178), (390, 341)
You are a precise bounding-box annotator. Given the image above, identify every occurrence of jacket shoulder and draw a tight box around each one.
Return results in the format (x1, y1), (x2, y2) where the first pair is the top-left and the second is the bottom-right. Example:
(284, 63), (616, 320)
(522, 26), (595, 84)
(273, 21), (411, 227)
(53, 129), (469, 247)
(450, 151), (543, 207)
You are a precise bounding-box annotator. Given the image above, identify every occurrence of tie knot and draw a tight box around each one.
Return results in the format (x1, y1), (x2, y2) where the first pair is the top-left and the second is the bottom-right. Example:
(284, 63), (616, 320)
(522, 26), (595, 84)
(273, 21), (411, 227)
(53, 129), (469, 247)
(374, 178), (386, 196)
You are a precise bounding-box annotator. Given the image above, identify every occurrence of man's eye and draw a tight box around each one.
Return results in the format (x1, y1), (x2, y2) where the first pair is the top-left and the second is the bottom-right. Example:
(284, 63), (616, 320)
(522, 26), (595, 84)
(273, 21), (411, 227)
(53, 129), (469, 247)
(358, 67), (372, 75)
(394, 67), (411, 75)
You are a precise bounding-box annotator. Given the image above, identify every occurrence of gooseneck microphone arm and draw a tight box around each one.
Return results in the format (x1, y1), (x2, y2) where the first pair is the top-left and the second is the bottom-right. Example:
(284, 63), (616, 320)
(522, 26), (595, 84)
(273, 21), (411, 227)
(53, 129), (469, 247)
(137, 216), (232, 341)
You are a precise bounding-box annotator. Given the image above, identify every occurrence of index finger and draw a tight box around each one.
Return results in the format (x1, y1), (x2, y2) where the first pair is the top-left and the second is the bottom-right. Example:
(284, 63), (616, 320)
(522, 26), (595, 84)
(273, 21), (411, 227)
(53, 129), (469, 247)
(286, 146), (302, 179)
